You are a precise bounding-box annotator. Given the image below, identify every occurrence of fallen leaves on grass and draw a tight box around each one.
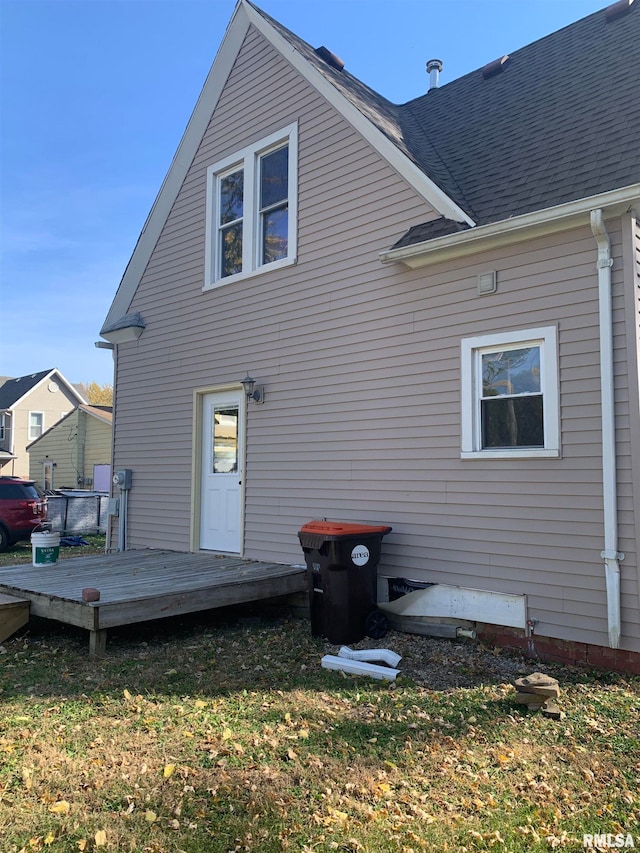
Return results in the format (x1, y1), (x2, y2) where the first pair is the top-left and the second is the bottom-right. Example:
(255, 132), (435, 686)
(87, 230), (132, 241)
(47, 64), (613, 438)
(1, 617), (638, 853)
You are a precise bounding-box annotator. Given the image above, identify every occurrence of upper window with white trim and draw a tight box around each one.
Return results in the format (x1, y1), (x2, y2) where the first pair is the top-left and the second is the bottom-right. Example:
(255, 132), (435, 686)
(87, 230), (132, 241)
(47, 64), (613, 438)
(29, 412), (44, 441)
(205, 123), (298, 288)
(461, 326), (559, 459)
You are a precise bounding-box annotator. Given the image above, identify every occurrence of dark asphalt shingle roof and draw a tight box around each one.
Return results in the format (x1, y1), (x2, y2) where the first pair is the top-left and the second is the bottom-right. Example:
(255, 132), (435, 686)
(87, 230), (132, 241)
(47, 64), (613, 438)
(403, 2), (640, 225)
(391, 218), (471, 248)
(0, 370), (53, 409)
(253, 1), (640, 233)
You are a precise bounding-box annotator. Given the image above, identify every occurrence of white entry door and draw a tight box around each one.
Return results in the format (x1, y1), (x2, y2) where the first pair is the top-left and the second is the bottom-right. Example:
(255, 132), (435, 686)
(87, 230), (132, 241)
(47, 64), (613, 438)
(200, 391), (243, 552)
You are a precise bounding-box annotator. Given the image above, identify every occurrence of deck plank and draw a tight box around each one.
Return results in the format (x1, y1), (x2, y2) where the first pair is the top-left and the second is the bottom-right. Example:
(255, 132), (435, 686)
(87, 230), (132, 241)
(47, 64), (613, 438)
(0, 550), (308, 654)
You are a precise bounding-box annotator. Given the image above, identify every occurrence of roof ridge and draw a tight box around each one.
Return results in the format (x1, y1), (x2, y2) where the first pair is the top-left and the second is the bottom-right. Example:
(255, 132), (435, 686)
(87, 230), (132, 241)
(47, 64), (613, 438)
(402, 1), (618, 109)
(245, 0), (473, 223)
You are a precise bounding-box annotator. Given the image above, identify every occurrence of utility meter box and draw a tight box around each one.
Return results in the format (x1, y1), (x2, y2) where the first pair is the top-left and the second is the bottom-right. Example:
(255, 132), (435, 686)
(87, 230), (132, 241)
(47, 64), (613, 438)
(113, 469), (133, 490)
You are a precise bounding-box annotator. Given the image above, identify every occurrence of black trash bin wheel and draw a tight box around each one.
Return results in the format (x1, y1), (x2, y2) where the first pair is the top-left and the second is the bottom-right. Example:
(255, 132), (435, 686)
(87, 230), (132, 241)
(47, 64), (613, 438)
(364, 608), (388, 640)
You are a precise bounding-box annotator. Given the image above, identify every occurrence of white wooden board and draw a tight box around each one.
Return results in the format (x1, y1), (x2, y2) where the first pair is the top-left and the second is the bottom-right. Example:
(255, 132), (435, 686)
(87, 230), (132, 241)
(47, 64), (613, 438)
(378, 583), (527, 629)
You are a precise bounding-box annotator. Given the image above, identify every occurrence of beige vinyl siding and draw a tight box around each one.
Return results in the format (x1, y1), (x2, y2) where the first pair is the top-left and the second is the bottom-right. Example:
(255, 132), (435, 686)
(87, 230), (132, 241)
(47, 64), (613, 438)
(111, 26), (640, 652)
(618, 214), (640, 650)
(12, 378), (79, 478)
(621, 211), (640, 649)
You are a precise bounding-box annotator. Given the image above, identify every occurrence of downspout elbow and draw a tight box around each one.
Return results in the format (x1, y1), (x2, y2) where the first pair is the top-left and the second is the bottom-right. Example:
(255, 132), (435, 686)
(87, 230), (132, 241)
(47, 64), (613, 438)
(590, 208), (613, 268)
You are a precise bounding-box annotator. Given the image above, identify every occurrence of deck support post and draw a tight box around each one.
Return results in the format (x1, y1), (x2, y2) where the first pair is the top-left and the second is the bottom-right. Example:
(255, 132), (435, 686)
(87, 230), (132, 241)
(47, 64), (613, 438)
(89, 629), (107, 658)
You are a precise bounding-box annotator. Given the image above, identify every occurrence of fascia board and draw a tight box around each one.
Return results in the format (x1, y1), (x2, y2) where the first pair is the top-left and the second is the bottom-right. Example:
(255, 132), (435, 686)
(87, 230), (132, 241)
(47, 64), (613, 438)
(101, 3), (252, 333)
(7, 372), (53, 411)
(8, 369), (55, 410)
(12, 370), (86, 410)
(100, 325), (145, 345)
(242, 1), (473, 227)
(52, 370), (88, 406)
(80, 406), (113, 426)
(101, 0), (480, 335)
(380, 183), (640, 269)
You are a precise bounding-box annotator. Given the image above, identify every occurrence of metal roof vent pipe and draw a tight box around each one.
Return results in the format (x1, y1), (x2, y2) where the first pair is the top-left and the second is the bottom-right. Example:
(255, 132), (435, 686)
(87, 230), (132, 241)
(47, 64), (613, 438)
(427, 58), (443, 90)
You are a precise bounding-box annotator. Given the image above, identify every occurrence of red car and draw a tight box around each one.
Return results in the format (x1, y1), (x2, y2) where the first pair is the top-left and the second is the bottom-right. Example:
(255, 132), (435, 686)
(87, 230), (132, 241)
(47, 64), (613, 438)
(0, 476), (48, 552)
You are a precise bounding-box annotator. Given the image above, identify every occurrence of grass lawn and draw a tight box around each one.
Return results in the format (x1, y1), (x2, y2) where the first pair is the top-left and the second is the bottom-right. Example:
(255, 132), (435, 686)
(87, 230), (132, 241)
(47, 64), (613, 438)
(0, 534), (107, 567)
(0, 544), (638, 852)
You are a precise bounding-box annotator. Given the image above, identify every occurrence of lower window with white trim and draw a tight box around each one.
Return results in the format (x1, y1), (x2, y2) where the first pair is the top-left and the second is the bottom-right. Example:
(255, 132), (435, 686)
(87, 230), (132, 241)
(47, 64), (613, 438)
(461, 326), (559, 459)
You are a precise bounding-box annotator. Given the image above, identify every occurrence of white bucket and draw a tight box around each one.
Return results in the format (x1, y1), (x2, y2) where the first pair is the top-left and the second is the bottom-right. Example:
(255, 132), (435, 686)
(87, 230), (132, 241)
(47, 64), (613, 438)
(31, 531), (61, 567)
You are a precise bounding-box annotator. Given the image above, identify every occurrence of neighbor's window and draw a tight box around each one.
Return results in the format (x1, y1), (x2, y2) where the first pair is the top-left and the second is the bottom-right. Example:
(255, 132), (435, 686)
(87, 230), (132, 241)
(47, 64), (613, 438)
(29, 412), (44, 441)
(205, 123), (298, 287)
(0, 414), (5, 441)
(461, 326), (559, 458)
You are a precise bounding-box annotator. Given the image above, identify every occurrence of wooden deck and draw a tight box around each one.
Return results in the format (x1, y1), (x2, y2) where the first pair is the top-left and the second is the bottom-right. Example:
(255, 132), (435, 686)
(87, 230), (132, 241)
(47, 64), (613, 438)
(0, 550), (307, 657)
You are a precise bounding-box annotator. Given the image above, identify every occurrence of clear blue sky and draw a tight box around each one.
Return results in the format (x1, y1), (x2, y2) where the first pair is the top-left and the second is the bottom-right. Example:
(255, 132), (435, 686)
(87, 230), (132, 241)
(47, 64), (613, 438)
(1, 0), (606, 387)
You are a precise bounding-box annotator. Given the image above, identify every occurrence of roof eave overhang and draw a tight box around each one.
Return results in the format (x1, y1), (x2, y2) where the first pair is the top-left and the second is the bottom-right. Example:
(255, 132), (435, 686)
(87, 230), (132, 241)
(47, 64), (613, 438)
(9, 370), (87, 409)
(100, 325), (145, 345)
(102, 0), (476, 331)
(101, 2), (252, 331)
(380, 184), (640, 269)
(78, 405), (113, 426)
(242, 2), (473, 227)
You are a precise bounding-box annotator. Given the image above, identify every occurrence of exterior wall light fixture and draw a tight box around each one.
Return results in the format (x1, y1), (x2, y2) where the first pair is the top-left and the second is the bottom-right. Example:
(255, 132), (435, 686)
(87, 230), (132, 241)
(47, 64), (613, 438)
(241, 373), (264, 404)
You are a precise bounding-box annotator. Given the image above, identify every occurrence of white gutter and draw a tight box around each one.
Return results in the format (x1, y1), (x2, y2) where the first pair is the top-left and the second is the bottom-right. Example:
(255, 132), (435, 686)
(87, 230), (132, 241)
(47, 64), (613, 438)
(381, 184), (640, 269)
(590, 209), (624, 649)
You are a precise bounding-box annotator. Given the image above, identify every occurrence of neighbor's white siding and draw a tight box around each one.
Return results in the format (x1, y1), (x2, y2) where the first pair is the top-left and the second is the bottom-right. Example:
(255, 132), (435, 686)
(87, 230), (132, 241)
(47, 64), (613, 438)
(111, 26), (640, 653)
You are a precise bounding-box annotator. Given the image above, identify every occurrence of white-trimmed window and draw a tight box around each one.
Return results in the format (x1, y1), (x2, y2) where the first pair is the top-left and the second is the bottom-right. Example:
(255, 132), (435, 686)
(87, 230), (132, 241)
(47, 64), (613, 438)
(205, 123), (298, 288)
(461, 326), (559, 459)
(29, 411), (44, 440)
(0, 414), (6, 441)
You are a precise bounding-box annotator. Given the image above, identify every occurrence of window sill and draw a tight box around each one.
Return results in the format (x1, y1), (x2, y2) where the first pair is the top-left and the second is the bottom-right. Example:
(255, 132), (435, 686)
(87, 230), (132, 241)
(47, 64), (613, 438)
(203, 255), (296, 291)
(461, 448), (560, 460)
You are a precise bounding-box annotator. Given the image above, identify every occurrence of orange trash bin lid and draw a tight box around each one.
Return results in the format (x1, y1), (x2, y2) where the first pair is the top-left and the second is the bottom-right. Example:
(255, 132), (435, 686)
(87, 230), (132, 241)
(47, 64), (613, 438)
(298, 520), (392, 538)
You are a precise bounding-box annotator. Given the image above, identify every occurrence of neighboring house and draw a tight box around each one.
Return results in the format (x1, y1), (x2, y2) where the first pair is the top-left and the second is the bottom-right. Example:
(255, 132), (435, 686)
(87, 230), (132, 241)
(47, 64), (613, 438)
(100, 1), (640, 669)
(27, 405), (113, 491)
(0, 370), (86, 478)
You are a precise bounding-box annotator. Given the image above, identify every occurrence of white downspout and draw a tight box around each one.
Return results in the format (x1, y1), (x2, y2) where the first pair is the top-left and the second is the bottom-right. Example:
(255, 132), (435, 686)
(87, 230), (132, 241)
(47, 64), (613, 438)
(590, 209), (624, 648)
(321, 655), (400, 681)
(103, 341), (117, 553)
(338, 646), (402, 667)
